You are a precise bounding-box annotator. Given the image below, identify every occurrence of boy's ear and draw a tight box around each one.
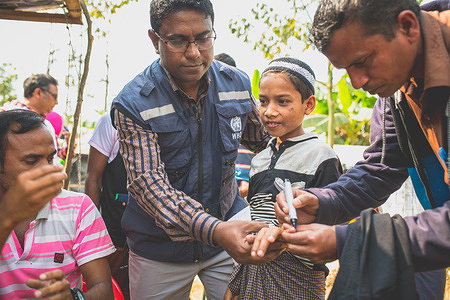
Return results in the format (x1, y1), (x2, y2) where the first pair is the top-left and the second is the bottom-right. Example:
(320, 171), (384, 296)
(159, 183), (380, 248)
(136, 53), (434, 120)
(304, 95), (316, 115)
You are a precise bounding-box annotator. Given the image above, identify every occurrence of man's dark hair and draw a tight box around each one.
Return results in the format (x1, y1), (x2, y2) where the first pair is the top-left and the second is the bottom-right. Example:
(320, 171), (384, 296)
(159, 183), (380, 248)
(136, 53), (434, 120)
(150, 0), (214, 33)
(23, 73), (58, 98)
(0, 110), (45, 171)
(214, 53), (236, 67)
(310, 0), (421, 52)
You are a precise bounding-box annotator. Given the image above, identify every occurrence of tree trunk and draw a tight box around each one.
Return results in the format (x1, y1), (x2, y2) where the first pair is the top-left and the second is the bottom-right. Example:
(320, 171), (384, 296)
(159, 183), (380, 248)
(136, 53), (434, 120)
(64, 0), (93, 189)
(104, 53), (109, 111)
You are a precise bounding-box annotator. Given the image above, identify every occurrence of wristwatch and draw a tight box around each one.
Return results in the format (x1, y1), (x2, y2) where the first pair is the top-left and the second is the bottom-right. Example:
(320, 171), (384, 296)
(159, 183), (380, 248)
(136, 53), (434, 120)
(70, 288), (85, 300)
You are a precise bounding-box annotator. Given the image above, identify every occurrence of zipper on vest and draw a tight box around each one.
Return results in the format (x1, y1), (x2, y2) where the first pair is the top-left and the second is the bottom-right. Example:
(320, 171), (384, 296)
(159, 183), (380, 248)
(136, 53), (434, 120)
(197, 115), (204, 203)
(195, 115), (203, 262)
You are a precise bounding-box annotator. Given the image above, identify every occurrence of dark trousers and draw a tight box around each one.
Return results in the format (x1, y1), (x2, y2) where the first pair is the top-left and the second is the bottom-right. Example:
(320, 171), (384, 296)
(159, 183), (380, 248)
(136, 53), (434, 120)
(107, 246), (130, 300)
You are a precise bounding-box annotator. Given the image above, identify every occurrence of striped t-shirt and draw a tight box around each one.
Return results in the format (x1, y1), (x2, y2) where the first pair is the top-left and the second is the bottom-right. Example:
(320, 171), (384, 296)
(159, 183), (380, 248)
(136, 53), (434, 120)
(0, 190), (115, 299)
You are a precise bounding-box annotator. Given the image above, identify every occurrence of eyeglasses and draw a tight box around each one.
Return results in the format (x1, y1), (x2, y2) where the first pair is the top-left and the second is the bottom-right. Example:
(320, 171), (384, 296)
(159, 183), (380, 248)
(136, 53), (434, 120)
(42, 89), (58, 101)
(153, 29), (216, 53)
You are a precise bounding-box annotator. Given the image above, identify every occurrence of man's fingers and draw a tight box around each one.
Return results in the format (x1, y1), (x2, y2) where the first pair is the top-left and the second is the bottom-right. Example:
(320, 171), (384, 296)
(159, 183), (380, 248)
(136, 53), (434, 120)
(26, 270), (70, 299)
(29, 177), (65, 196)
(19, 164), (64, 181)
(276, 190), (289, 213)
(15, 166), (66, 197)
(27, 170), (67, 189)
(292, 193), (311, 209)
(18, 170), (66, 200)
(34, 279), (71, 299)
(245, 233), (256, 244)
(39, 269), (65, 281)
(25, 279), (46, 289)
(279, 231), (308, 245)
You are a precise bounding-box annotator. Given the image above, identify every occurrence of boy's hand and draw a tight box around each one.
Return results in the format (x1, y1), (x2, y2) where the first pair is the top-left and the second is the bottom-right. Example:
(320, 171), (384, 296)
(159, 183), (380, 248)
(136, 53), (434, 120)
(247, 225), (289, 258)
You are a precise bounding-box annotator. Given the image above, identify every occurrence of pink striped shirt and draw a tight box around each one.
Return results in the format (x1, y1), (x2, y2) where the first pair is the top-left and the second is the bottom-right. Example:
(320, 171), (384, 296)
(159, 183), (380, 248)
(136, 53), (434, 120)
(0, 190), (115, 299)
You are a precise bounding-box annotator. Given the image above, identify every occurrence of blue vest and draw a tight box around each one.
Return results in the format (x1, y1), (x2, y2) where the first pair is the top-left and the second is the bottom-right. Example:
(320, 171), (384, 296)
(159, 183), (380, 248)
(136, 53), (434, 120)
(112, 60), (251, 262)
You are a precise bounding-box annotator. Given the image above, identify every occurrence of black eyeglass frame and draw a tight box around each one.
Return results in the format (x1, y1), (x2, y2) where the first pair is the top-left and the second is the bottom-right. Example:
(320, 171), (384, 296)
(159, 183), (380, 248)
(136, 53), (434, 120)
(153, 29), (217, 52)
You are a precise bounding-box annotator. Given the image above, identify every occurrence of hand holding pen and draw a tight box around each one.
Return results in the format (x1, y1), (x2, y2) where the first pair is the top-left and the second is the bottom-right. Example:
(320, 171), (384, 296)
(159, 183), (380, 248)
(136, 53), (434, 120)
(283, 179), (297, 228)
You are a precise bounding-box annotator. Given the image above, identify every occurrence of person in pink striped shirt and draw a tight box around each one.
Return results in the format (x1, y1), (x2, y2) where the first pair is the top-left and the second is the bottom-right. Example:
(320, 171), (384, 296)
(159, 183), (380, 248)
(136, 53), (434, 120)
(0, 110), (115, 300)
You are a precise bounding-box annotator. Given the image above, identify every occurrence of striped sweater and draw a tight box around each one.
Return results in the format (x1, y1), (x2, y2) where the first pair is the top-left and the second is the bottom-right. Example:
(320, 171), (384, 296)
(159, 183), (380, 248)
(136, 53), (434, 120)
(248, 132), (342, 267)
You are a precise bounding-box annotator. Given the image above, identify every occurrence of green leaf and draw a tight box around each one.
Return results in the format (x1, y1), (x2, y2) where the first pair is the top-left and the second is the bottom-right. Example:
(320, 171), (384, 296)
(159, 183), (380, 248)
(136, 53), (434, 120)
(337, 75), (352, 113)
(252, 70), (260, 99)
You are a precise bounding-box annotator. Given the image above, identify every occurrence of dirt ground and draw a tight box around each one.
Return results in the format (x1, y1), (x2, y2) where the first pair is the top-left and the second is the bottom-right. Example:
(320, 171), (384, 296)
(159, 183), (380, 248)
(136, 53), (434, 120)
(189, 276), (205, 300)
(189, 266), (450, 299)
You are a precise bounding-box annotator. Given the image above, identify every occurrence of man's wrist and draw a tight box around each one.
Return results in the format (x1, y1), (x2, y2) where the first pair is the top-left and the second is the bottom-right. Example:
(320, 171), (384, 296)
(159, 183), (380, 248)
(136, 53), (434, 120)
(211, 220), (224, 247)
(70, 288), (85, 300)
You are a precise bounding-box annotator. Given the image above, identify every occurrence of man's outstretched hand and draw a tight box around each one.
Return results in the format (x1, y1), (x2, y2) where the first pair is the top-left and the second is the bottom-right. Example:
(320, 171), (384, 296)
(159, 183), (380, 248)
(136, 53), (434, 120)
(282, 223), (338, 264)
(213, 220), (286, 265)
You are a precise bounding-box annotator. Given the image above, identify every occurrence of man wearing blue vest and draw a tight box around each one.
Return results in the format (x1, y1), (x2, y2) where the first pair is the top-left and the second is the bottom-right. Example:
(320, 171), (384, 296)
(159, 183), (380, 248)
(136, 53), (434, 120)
(111, 0), (279, 299)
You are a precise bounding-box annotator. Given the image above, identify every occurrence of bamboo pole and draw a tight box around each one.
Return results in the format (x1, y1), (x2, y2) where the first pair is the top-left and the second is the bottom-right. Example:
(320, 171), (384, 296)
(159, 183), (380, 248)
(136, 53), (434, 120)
(64, 0), (93, 189)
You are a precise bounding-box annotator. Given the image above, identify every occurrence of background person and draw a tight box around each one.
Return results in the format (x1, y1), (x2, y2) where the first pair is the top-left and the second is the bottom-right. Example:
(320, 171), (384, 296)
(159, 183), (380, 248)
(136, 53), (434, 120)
(85, 112), (130, 299)
(214, 52), (237, 67)
(235, 145), (256, 198)
(0, 74), (72, 164)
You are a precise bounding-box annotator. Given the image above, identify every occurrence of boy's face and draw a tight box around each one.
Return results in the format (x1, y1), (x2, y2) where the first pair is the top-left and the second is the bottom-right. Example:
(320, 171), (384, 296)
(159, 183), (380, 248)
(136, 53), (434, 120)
(258, 72), (315, 142)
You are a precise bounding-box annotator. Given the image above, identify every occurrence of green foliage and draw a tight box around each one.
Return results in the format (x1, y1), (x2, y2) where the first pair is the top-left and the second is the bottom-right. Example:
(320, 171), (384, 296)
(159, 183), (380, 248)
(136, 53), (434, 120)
(229, 0), (316, 59)
(86, 0), (138, 21)
(252, 70), (260, 100)
(83, 0), (139, 40)
(305, 74), (376, 145)
(0, 63), (18, 106)
(337, 75), (376, 113)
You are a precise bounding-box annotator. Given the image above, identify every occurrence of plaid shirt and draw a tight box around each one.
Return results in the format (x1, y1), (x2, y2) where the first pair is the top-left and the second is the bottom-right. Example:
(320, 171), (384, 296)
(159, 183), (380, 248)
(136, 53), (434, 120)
(114, 68), (269, 246)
